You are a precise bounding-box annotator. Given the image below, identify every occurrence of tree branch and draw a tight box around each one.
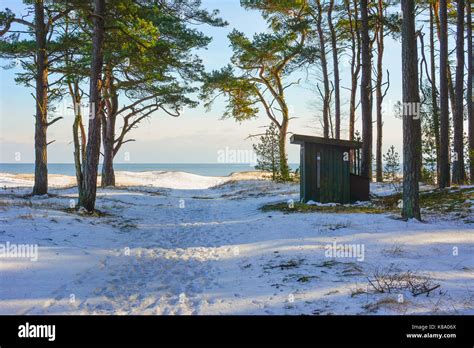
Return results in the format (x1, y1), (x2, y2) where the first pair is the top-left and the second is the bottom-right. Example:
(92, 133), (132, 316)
(47, 116), (63, 127)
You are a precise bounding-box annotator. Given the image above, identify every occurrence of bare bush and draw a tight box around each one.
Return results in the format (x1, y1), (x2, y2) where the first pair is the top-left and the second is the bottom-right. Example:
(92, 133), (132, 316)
(366, 266), (440, 296)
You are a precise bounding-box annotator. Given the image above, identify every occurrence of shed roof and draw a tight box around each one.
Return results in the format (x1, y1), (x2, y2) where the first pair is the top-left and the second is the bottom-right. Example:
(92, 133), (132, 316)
(290, 134), (362, 149)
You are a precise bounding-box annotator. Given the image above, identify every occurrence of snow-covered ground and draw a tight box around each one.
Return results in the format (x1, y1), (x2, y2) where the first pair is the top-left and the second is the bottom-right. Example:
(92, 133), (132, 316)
(0, 171), (473, 315)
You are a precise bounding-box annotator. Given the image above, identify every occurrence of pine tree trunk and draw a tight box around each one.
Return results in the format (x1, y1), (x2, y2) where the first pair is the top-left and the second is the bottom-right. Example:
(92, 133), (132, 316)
(328, 0), (340, 139)
(360, 0), (372, 179)
(375, 0), (384, 183)
(433, 1), (457, 147)
(452, 0), (465, 184)
(278, 120), (290, 181)
(447, 69), (457, 125)
(101, 68), (118, 188)
(468, 1), (474, 183)
(72, 85), (84, 198)
(315, 0), (330, 138)
(401, 0), (421, 220)
(271, 134), (277, 181)
(79, 0), (105, 211)
(438, 0), (450, 188)
(345, 0), (360, 141)
(101, 116), (116, 187)
(429, 3), (441, 183)
(32, 0), (48, 196)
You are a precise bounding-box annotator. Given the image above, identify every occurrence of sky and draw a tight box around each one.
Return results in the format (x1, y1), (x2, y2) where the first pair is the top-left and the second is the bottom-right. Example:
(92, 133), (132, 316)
(0, 0), (408, 164)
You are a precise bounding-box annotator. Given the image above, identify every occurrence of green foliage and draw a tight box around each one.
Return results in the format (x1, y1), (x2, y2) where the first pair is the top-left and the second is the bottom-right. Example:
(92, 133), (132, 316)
(0, 8), (13, 29)
(241, 0), (309, 34)
(202, 21), (307, 120)
(252, 123), (281, 180)
(383, 145), (400, 183)
(420, 81), (438, 184)
(463, 135), (470, 182)
(95, 0), (226, 114)
(0, 0), (227, 136)
(202, 65), (259, 121)
(89, 0), (227, 152)
(202, 2), (308, 182)
(0, 1), (90, 107)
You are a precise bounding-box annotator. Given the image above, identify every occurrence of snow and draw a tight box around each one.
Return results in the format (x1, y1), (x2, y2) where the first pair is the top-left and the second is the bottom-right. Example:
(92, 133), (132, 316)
(114, 171), (229, 190)
(0, 171), (473, 315)
(369, 181), (436, 197)
(306, 200), (339, 207)
(0, 173), (75, 189)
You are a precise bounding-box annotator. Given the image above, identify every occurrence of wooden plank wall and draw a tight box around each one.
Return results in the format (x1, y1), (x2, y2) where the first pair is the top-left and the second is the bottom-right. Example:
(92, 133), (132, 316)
(302, 142), (351, 204)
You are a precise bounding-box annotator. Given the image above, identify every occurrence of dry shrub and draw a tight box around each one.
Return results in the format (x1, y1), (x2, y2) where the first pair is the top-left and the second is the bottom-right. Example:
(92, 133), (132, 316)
(367, 266), (440, 297)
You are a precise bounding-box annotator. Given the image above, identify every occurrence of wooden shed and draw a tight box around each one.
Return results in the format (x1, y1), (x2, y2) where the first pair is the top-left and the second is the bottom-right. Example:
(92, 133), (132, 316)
(290, 134), (370, 204)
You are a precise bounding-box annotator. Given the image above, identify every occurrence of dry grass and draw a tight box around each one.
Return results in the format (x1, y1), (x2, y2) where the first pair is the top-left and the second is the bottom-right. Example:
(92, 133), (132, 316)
(260, 186), (474, 218)
(381, 243), (406, 256)
(350, 287), (368, 297)
(362, 296), (411, 313)
(261, 201), (389, 214)
(17, 213), (34, 220)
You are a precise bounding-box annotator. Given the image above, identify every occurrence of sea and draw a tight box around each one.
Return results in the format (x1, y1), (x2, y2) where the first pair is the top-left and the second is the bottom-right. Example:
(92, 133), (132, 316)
(0, 163), (300, 177)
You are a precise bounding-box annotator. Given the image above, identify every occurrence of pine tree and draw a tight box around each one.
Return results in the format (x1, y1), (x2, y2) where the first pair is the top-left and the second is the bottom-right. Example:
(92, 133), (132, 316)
(252, 123), (281, 181)
(452, 0), (465, 184)
(202, 1), (308, 182)
(401, 0), (421, 220)
(360, 0), (372, 180)
(0, 1), (74, 195)
(79, 0), (105, 212)
(438, 0), (450, 188)
(468, 1), (473, 183)
(383, 145), (400, 184)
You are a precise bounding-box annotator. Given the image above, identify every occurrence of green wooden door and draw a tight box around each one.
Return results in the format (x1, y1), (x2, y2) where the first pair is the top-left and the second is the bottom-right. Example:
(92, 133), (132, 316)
(319, 146), (350, 203)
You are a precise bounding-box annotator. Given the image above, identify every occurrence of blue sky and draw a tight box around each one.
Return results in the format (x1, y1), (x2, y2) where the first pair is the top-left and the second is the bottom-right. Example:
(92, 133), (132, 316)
(0, 0), (407, 164)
